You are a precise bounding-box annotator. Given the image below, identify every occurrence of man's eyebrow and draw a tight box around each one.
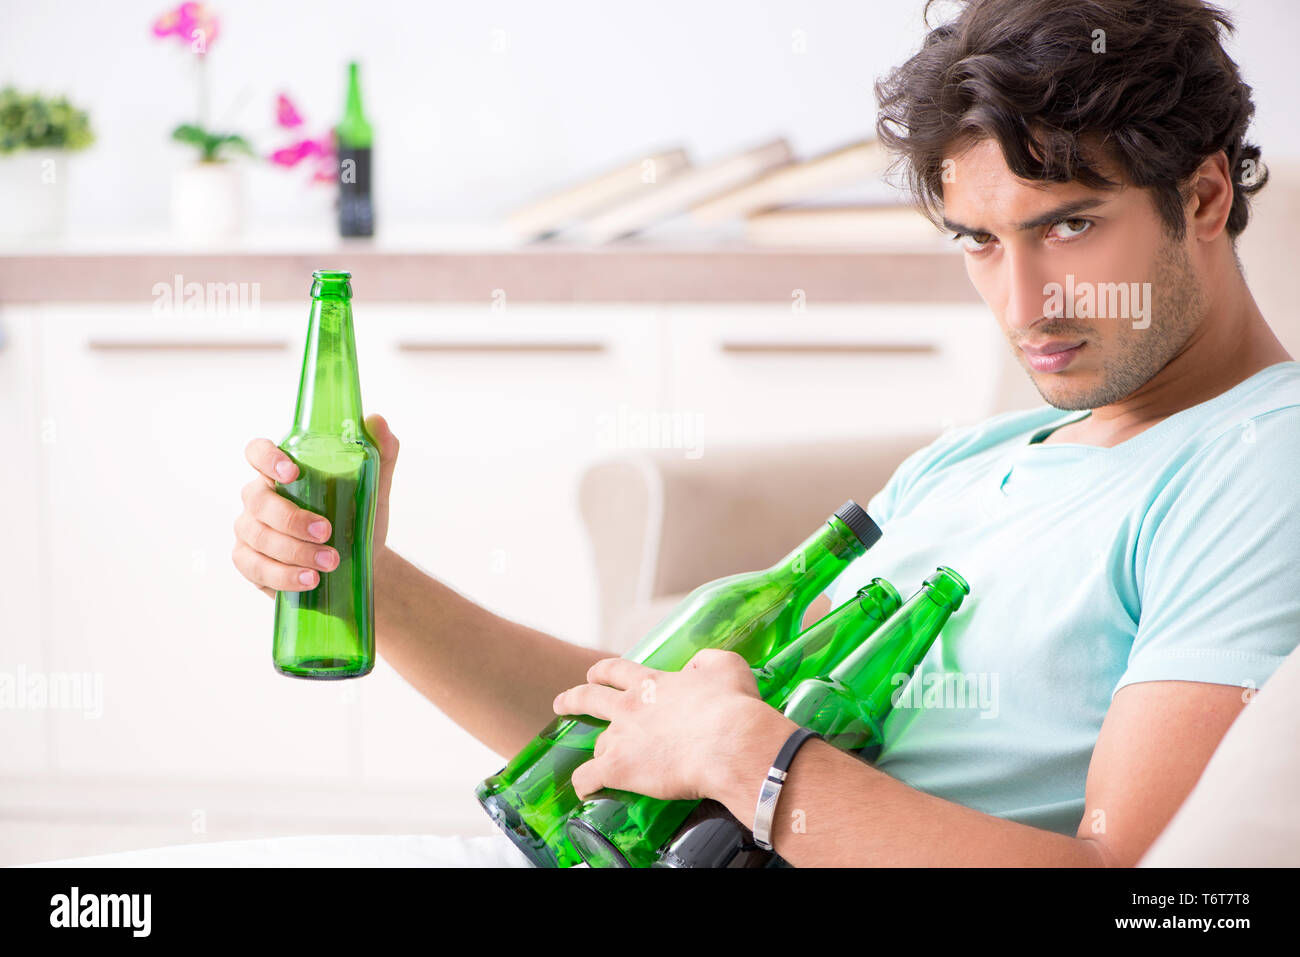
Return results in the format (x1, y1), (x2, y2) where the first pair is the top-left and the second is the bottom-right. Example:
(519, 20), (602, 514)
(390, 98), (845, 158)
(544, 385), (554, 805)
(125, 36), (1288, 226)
(942, 197), (1109, 235)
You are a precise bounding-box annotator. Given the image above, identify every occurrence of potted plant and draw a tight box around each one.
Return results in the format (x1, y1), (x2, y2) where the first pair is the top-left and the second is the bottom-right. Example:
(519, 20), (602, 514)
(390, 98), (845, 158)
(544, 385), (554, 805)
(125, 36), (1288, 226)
(0, 87), (94, 240)
(152, 2), (252, 242)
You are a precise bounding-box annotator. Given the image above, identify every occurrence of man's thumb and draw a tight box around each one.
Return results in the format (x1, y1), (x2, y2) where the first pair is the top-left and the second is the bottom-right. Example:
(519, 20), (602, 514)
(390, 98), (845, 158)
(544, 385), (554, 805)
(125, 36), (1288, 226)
(365, 413), (400, 471)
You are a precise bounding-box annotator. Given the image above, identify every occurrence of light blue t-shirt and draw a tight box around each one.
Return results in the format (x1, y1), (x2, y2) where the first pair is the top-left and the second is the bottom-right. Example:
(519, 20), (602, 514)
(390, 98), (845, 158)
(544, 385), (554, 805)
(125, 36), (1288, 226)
(823, 359), (1300, 836)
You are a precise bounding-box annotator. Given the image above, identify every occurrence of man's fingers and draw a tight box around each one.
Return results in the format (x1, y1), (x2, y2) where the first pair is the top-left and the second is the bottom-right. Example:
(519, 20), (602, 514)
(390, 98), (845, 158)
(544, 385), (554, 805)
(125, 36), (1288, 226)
(686, 647), (748, 671)
(553, 683), (624, 721)
(234, 512), (338, 572)
(231, 541), (321, 592)
(586, 656), (657, 691)
(571, 756), (613, 801)
(245, 437), (298, 485)
(241, 480), (331, 543)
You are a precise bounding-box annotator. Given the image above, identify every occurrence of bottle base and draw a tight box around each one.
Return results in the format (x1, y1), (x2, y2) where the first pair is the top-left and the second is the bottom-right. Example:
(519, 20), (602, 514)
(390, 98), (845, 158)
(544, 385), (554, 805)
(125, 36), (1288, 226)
(475, 791), (568, 868)
(565, 818), (633, 868)
(273, 657), (373, 680)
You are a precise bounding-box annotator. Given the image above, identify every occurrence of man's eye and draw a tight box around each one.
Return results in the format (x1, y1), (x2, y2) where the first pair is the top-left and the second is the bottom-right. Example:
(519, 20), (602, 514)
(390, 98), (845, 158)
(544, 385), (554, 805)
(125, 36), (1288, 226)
(953, 231), (994, 253)
(1049, 218), (1092, 240)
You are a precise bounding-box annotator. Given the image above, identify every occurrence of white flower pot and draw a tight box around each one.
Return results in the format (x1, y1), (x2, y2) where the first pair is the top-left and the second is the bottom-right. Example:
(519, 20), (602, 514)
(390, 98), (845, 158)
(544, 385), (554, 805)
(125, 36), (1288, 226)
(171, 161), (243, 242)
(0, 148), (70, 240)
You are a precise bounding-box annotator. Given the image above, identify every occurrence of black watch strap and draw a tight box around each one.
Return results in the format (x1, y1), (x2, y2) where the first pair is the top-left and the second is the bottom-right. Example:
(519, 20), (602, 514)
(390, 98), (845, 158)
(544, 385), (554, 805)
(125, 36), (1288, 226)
(752, 727), (823, 851)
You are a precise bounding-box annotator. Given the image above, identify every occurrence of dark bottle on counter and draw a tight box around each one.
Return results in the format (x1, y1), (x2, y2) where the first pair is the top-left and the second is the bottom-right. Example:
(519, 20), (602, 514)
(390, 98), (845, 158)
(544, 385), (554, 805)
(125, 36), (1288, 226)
(337, 61), (374, 237)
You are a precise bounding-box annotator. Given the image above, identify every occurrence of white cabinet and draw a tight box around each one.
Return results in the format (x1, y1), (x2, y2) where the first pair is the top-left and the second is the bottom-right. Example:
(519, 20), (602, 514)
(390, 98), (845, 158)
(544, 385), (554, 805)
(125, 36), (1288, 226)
(349, 304), (663, 787)
(2, 298), (1007, 834)
(5, 301), (664, 791)
(367, 305), (660, 644)
(665, 303), (1004, 446)
(25, 302), (360, 780)
(0, 307), (48, 775)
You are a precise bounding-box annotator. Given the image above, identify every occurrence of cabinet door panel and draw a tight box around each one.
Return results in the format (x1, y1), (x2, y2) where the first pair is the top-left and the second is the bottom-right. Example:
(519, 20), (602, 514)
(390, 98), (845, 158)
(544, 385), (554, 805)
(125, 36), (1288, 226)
(36, 303), (357, 780)
(367, 305), (660, 646)
(0, 307), (49, 774)
(666, 303), (1004, 447)
(353, 305), (662, 785)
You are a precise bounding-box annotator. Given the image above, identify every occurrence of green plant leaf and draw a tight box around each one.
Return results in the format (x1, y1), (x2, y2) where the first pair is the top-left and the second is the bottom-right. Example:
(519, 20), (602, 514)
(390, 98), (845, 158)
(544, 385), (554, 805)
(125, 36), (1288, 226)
(171, 124), (255, 162)
(0, 86), (95, 154)
(171, 124), (212, 146)
(217, 134), (255, 157)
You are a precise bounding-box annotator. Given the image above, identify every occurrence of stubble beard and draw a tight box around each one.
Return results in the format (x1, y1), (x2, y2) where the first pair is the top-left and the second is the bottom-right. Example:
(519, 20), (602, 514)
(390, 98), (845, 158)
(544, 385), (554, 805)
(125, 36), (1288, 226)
(1022, 234), (1206, 411)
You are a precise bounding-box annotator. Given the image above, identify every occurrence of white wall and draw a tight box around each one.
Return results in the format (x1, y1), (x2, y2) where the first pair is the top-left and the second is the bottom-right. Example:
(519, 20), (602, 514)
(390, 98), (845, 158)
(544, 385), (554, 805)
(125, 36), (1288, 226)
(3, 0), (1296, 233)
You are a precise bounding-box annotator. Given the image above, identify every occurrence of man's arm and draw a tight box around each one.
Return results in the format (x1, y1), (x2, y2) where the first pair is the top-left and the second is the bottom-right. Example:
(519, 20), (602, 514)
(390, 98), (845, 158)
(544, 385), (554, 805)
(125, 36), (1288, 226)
(559, 653), (1249, 866)
(706, 677), (1249, 866)
(235, 422), (605, 762)
(373, 563), (831, 762)
(375, 547), (606, 759)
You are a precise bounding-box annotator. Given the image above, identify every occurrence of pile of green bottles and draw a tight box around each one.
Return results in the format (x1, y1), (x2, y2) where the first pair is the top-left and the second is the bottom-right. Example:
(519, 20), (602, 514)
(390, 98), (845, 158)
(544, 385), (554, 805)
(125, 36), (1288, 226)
(475, 503), (971, 868)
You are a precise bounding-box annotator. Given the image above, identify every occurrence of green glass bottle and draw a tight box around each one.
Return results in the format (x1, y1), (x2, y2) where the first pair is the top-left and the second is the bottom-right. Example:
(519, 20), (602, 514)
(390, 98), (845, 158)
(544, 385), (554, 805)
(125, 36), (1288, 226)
(271, 270), (380, 679)
(653, 565), (970, 867)
(784, 566), (969, 746)
(337, 61), (374, 237)
(475, 502), (883, 867)
(567, 576), (903, 868)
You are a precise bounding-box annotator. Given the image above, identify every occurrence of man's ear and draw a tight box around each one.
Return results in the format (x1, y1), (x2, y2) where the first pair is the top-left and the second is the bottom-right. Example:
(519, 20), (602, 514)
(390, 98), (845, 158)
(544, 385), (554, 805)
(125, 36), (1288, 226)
(1186, 150), (1234, 243)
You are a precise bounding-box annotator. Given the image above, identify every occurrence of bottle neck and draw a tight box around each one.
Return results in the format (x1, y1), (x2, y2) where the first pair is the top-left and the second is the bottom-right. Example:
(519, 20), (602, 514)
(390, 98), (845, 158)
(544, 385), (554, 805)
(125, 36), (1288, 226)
(828, 581), (961, 725)
(339, 64), (372, 148)
(765, 516), (868, 604)
(291, 295), (365, 437)
(755, 579), (900, 707)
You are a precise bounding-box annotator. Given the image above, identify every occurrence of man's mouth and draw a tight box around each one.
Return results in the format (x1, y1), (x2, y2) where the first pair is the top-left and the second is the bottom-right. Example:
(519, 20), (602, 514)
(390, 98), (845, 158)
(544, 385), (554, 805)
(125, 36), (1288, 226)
(1020, 339), (1086, 373)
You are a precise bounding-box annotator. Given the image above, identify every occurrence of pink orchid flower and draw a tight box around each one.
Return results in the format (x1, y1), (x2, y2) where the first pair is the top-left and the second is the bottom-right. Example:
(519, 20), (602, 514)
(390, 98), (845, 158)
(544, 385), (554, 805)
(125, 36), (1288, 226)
(269, 136), (330, 168)
(269, 107), (336, 184)
(276, 93), (304, 129)
(311, 130), (339, 182)
(151, 8), (181, 37)
(151, 2), (220, 52)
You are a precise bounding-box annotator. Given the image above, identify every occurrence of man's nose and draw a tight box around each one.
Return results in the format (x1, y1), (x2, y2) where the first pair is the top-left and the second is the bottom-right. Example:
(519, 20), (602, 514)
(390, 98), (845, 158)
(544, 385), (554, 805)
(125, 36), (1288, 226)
(1002, 250), (1054, 338)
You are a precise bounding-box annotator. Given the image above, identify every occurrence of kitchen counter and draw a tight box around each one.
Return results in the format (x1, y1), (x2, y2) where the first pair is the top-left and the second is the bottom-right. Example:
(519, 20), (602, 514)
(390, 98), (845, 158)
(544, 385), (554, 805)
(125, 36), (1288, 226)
(0, 226), (977, 304)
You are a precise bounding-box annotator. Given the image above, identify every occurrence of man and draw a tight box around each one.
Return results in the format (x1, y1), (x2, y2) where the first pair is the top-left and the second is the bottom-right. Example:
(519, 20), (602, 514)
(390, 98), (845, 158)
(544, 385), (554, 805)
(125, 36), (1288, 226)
(232, 0), (1299, 866)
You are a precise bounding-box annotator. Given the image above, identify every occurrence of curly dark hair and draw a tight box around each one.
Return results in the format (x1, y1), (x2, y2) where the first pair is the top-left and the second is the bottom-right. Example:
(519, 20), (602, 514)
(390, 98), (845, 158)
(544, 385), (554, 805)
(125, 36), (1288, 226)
(875, 0), (1267, 239)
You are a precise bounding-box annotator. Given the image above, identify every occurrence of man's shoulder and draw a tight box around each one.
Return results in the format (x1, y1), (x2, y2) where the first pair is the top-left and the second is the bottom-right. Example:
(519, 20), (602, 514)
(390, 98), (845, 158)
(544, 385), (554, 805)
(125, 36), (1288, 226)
(1194, 360), (1300, 429)
(892, 361), (1300, 491)
(1163, 361), (1300, 466)
(1141, 363), (1300, 522)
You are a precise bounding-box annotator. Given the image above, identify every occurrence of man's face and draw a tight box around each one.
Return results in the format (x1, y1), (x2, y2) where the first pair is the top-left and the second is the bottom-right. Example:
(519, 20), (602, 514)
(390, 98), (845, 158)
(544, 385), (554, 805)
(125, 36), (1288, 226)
(941, 138), (1205, 411)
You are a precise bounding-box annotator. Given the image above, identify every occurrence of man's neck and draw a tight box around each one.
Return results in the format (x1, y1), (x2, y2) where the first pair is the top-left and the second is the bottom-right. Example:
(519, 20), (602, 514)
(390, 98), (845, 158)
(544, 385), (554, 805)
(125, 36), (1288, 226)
(1044, 279), (1291, 449)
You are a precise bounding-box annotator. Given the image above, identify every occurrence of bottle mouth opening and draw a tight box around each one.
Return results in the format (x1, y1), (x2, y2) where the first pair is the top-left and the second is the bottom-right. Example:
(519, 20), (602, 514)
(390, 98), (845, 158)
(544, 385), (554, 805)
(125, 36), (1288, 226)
(863, 577), (902, 610)
(311, 270), (353, 300)
(935, 566), (970, 594)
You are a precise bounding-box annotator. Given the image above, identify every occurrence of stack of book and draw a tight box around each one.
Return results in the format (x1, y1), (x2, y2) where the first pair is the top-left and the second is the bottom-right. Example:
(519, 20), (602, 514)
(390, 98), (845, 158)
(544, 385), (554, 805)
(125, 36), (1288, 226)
(505, 137), (950, 248)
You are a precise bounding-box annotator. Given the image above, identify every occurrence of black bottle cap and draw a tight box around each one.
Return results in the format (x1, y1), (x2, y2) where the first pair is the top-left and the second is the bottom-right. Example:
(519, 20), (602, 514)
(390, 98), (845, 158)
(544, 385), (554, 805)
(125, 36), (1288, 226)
(834, 500), (882, 548)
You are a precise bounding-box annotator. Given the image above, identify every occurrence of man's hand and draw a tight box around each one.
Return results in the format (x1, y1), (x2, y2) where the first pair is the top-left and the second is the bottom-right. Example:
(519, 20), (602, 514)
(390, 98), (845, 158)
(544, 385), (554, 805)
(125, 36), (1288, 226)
(232, 412), (399, 598)
(554, 649), (796, 802)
